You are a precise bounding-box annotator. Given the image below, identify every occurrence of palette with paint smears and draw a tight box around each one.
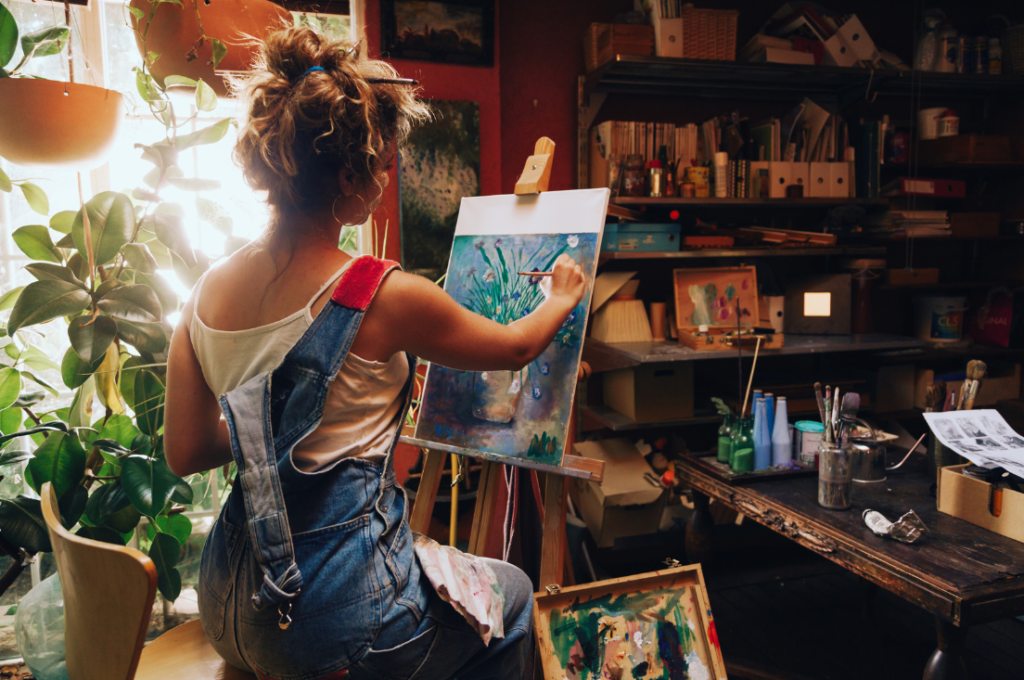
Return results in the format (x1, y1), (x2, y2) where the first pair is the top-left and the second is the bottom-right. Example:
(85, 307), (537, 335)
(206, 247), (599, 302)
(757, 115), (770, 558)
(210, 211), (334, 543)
(534, 563), (727, 680)
(673, 266), (783, 352)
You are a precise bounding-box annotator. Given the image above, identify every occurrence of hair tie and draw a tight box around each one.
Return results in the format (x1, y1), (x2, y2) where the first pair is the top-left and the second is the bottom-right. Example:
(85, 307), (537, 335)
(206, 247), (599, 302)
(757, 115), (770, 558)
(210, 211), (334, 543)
(299, 65), (324, 82)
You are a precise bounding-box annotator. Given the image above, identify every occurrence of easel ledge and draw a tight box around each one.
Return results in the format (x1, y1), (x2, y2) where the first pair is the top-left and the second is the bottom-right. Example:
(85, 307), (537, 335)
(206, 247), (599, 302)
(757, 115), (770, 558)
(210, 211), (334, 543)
(398, 437), (605, 482)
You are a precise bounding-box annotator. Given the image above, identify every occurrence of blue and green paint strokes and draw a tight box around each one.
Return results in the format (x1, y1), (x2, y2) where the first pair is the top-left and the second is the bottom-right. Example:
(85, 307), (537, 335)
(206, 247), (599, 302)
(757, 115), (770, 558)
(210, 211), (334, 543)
(417, 233), (597, 465)
(547, 588), (712, 680)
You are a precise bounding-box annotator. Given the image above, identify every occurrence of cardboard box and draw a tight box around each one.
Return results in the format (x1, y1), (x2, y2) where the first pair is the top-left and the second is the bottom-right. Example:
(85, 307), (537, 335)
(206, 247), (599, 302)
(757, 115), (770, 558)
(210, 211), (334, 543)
(915, 364), (1021, 410)
(571, 439), (667, 548)
(887, 268), (940, 287)
(602, 223), (681, 252)
(938, 463), (1024, 544)
(603, 363), (693, 423)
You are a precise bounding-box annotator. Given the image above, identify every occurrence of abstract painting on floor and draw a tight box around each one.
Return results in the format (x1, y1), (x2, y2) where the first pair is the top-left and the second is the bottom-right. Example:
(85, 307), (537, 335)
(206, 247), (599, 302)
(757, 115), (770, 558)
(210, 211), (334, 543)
(399, 99), (480, 281)
(533, 564), (727, 680)
(413, 189), (609, 468)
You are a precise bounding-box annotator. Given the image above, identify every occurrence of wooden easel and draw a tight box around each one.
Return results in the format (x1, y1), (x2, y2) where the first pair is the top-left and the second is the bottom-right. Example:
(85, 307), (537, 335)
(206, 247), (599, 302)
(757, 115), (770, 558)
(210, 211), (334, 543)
(404, 137), (604, 589)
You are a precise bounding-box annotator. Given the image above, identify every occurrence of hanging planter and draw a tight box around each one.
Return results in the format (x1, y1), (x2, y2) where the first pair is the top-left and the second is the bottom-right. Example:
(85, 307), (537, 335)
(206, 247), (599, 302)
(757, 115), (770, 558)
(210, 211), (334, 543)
(129, 0), (292, 97)
(0, 79), (124, 168)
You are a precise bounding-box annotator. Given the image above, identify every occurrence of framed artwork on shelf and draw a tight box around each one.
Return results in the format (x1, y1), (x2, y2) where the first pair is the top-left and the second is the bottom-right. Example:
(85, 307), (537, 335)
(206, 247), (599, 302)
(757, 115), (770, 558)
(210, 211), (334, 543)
(380, 0), (494, 67)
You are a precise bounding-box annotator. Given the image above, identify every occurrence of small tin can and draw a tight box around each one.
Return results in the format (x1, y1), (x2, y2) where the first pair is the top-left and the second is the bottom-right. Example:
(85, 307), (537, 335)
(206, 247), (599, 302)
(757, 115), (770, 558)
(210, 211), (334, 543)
(940, 34), (959, 72)
(680, 182), (696, 198)
(795, 421), (824, 467)
(974, 35), (988, 74)
(957, 36), (973, 73)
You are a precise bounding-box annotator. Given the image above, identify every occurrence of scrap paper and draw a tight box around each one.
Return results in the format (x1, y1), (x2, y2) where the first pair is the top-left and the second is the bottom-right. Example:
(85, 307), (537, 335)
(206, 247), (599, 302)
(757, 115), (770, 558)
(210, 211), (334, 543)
(923, 409), (1024, 479)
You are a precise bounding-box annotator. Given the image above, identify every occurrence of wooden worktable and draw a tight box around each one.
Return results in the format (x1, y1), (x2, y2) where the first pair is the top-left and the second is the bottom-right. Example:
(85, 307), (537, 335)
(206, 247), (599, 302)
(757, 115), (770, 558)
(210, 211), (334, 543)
(676, 449), (1024, 680)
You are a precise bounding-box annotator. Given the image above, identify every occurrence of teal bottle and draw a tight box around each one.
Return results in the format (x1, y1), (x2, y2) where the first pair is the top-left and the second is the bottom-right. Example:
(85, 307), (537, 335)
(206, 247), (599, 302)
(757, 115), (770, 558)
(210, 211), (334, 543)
(717, 414), (733, 463)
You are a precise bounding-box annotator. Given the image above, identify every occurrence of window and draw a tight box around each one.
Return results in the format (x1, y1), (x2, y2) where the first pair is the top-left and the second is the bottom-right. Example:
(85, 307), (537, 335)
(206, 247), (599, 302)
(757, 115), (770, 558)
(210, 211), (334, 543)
(0, 0), (359, 656)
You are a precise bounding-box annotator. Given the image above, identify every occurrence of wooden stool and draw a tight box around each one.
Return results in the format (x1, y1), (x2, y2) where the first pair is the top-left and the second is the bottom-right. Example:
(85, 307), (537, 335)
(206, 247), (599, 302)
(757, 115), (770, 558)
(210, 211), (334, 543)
(40, 483), (254, 680)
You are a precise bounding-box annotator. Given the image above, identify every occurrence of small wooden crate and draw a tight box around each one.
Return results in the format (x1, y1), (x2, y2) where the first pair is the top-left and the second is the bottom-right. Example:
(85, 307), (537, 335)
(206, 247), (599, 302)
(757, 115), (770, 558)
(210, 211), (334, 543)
(534, 563), (728, 680)
(681, 6), (739, 61)
(584, 23), (654, 72)
(918, 136), (1016, 165)
(673, 266), (784, 350)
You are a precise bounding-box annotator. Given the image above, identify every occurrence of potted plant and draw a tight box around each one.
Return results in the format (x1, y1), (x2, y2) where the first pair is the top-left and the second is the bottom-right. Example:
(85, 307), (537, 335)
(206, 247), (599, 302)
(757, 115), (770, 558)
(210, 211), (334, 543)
(129, 0), (292, 97)
(0, 6), (124, 168)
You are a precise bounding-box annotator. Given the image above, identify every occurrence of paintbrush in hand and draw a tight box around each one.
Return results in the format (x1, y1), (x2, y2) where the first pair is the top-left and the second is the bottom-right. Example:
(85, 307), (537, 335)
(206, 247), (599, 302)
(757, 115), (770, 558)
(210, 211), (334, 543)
(964, 360), (988, 411)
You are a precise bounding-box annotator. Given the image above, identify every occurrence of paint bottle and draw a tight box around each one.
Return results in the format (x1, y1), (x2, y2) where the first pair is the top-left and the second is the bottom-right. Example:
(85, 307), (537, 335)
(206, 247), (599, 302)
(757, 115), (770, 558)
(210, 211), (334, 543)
(772, 396), (792, 465)
(729, 414), (753, 470)
(717, 413), (733, 463)
(752, 389), (763, 406)
(764, 393), (775, 434)
(753, 398), (771, 470)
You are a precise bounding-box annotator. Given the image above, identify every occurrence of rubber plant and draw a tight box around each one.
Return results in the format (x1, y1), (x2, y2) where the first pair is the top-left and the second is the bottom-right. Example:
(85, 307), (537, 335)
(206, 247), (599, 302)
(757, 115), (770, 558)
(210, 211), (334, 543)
(0, 28), (242, 601)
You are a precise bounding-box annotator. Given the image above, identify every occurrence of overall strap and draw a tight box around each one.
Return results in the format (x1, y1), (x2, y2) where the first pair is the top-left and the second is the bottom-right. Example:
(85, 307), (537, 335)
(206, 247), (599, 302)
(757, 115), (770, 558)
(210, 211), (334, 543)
(219, 256), (400, 618)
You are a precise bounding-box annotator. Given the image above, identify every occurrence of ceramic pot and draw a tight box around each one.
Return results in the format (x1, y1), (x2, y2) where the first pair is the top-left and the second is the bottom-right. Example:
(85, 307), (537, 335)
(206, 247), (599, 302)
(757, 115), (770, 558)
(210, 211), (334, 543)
(0, 79), (124, 169)
(471, 370), (522, 424)
(128, 0), (292, 96)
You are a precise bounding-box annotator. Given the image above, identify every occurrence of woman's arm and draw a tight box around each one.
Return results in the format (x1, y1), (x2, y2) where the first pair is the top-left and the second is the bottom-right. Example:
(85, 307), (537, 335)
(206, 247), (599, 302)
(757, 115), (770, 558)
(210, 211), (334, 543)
(359, 254), (586, 371)
(164, 295), (234, 477)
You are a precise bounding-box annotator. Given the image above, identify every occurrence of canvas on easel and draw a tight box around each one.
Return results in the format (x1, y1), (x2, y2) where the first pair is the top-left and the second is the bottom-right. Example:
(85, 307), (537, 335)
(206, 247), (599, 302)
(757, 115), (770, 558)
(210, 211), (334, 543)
(413, 188), (609, 469)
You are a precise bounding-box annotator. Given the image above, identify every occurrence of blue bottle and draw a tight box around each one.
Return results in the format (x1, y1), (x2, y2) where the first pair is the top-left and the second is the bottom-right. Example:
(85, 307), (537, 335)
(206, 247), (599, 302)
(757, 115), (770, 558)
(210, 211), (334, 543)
(765, 393), (776, 433)
(753, 397), (772, 470)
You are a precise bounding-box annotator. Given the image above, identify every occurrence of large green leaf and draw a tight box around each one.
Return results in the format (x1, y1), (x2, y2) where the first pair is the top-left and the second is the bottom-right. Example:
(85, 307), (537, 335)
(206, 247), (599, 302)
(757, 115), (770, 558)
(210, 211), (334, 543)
(8, 280), (90, 334)
(84, 481), (131, 525)
(147, 513), (192, 545)
(195, 196), (233, 236)
(0, 286), (23, 312)
(0, 167), (10, 192)
(12, 225), (61, 263)
(114, 319), (167, 355)
(0, 4), (16, 69)
(134, 271), (177, 314)
(0, 408), (23, 436)
(118, 356), (146, 410)
(173, 118), (230, 150)
(96, 284), (162, 322)
(149, 532), (182, 600)
(49, 210), (76, 234)
(68, 315), (117, 363)
(163, 75), (197, 89)
(0, 446), (33, 467)
(121, 243), (158, 274)
(133, 370), (164, 436)
(19, 182), (48, 216)
(102, 502), (140, 534)
(58, 485), (87, 529)
(24, 263), (86, 287)
(71, 191), (135, 266)
(21, 26), (69, 59)
(195, 79), (217, 112)
(152, 214), (197, 268)
(0, 368), (22, 411)
(20, 345), (61, 373)
(97, 414), (139, 449)
(76, 525), (125, 546)
(23, 372), (59, 398)
(0, 496), (51, 554)
(120, 454), (178, 517)
(61, 347), (103, 389)
(26, 432), (87, 499)
(210, 38), (227, 69)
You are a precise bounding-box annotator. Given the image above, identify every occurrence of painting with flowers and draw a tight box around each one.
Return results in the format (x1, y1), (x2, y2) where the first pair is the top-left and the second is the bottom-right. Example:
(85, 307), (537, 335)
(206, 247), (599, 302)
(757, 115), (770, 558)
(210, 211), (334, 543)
(413, 188), (607, 466)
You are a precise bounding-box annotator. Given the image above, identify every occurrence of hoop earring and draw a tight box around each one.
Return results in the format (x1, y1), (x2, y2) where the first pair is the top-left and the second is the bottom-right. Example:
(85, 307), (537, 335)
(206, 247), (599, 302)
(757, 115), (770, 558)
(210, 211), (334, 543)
(331, 195), (343, 224)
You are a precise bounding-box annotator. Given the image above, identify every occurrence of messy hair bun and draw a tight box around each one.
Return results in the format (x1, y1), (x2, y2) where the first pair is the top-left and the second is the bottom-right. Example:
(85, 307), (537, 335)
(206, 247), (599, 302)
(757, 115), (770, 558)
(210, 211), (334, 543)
(233, 26), (429, 214)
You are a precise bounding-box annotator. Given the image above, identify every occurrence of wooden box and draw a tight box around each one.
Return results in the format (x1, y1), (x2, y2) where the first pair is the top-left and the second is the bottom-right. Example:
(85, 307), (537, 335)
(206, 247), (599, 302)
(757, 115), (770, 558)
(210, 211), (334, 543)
(887, 268), (940, 286)
(673, 266), (784, 350)
(533, 563), (728, 679)
(584, 23), (654, 72)
(603, 363), (694, 423)
(914, 364), (1021, 410)
(918, 136), (1016, 165)
(938, 464), (1024, 544)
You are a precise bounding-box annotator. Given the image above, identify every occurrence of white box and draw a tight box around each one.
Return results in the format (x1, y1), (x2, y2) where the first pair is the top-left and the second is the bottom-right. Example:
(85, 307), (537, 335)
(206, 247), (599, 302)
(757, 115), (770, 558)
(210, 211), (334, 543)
(769, 161), (791, 198)
(790, 162), (809, 194)
(654, 18), (683, 58)
(829, 162), (853, 198)
(809, 162), (831, 197)
(823, 15), (879, 67)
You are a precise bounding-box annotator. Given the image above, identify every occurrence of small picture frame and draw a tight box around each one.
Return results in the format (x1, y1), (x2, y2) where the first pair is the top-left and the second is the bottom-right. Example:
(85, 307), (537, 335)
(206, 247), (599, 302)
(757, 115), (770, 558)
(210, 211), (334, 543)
(381, 0), (494, 67)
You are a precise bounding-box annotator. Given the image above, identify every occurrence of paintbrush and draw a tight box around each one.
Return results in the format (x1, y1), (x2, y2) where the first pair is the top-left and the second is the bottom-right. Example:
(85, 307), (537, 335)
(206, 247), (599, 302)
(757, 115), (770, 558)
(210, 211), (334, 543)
(964, 360), (988, 411)
(814, 382), (828, 432)
(518, 271), (553, 277)
(832, 386), (841, 438)
(824, 386), (832, 442)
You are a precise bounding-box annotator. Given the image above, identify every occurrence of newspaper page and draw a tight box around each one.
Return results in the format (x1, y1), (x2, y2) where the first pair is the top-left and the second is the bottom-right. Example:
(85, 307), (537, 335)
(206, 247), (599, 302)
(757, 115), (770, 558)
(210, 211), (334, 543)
(922, 409), (1024, 480)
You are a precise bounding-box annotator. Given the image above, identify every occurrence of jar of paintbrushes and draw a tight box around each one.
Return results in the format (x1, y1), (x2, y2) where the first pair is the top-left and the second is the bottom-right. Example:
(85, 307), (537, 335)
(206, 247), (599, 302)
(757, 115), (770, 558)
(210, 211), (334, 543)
(815, 382), (856, 510)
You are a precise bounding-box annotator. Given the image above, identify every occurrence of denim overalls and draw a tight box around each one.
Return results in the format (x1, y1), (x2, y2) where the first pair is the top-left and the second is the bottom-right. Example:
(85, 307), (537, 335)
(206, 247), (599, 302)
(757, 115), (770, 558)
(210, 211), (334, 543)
(198, 256), (534, 680)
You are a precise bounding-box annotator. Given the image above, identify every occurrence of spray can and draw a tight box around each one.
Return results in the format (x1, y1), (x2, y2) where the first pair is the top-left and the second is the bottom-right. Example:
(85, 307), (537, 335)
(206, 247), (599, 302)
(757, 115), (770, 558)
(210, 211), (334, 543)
(974, 36), (988, 74)
(957, 36), (973, 74)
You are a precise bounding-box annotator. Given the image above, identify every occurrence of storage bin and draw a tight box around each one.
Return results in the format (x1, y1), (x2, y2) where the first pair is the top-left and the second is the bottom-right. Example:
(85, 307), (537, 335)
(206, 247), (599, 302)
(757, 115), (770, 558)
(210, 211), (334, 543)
(602, 223), (681, 252)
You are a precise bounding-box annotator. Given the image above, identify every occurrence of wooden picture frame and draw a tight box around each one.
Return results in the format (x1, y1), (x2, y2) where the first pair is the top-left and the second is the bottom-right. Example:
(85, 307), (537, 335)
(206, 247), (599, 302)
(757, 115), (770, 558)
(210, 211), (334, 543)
(533, 563), (728, 680)
(380, 0), (494, 66)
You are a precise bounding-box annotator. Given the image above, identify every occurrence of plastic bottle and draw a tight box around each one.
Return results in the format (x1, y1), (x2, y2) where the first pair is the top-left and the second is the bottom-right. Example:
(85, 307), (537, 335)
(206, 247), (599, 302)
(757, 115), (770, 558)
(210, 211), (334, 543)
(717, 413), (733, 463)
(714, 151), (728, 198)
(989, 37), (1002, 75)
(753, 398), (771, 471)
(914, 22), (939, 71)
(764, 393), (775, 434)
(772, 396), (792, 465)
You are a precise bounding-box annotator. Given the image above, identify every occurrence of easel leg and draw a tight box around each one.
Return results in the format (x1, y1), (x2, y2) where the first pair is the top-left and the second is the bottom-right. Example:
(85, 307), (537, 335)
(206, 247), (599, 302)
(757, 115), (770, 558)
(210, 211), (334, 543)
(468, 460), (501, 556)
(539, 473), (568, 588)
(409, 449), (446, 535)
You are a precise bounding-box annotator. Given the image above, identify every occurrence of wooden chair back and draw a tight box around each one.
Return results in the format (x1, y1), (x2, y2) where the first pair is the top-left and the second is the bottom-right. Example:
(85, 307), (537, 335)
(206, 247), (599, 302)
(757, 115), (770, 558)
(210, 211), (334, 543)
(40, 483), (157, 680)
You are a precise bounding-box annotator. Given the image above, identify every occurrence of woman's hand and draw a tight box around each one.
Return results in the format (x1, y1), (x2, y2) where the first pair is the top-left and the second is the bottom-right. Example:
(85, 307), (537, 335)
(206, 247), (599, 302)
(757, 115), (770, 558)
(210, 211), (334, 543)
(540, 254), (586, 307)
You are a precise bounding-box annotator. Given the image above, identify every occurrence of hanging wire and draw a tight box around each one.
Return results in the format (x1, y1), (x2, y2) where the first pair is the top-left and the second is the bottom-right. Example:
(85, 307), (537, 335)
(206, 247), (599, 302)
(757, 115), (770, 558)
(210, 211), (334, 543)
(64, 0), (73, 89)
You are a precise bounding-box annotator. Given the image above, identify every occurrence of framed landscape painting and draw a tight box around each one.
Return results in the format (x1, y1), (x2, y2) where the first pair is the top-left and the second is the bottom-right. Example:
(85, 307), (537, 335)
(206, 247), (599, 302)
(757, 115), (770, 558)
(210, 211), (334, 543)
(381, 0), (495, 66)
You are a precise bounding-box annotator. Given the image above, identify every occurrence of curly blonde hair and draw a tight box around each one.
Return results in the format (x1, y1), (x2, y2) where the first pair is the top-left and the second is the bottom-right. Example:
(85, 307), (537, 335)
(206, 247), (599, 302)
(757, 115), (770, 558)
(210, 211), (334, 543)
(233, 26), (430, 215)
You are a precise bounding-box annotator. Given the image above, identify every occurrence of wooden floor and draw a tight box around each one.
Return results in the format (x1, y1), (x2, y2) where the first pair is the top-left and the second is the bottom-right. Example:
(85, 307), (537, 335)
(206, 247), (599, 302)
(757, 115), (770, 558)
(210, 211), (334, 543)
(700, 529), (1024, 680)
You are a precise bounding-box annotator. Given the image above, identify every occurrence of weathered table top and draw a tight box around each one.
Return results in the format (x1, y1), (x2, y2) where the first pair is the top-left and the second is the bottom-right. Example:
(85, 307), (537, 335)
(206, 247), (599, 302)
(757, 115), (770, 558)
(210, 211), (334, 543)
(677, 449), (1024, 627)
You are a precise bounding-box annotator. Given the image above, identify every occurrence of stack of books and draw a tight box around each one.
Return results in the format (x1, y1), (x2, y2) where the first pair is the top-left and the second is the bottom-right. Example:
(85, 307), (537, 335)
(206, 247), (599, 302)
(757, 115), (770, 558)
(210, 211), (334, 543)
(864, 210), (951, 238)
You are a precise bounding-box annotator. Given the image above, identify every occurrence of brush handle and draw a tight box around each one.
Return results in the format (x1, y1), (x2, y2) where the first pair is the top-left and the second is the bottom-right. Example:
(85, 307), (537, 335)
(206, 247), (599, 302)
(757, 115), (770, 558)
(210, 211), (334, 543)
(964, 380), (981, 411)
(814, 384), (828, 432)
(517, 271), (553, 277)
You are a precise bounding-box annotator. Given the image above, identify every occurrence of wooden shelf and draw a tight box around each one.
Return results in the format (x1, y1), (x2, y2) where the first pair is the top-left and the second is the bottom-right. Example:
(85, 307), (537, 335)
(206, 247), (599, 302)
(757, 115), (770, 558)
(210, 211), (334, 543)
(599, 246), (885, 263)
(581, 404), (867, 432)
(583, 334), (925, 372)
(612, 197), (887, 208)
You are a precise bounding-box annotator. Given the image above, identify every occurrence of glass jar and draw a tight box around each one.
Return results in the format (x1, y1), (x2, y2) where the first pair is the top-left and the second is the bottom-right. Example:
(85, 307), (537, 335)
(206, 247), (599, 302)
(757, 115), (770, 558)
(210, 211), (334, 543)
(623, 154), (646, 197)
(729, 414), (754, 471)
(818, 441), (854, 510)
(717, 414), (734, 463)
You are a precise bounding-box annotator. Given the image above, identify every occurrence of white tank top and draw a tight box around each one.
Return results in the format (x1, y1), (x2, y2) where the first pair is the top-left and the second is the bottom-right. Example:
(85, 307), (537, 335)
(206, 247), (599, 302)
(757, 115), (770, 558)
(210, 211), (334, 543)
(189, 261), (409, 470)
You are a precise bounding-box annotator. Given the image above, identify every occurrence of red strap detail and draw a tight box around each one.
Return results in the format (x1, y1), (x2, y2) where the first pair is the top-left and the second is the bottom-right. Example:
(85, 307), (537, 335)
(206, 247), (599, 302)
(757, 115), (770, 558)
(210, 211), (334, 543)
(330, 255), (400, 311)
